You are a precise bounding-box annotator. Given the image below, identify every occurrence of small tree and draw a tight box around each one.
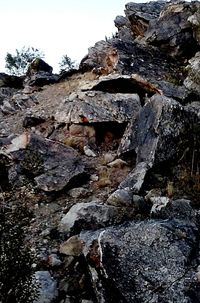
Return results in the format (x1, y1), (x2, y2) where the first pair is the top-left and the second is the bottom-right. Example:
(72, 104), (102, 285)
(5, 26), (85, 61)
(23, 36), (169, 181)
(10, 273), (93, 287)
(5, 46), (44, 76)
(0, 198), (38, 303)
(59, 54), (75, 73)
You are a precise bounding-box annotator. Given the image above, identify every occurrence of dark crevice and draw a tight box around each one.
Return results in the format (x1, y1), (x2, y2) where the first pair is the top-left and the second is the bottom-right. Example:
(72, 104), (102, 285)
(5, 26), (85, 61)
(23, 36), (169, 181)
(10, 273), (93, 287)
(91, 78), (155, 102)
(93, 121), (128, 145)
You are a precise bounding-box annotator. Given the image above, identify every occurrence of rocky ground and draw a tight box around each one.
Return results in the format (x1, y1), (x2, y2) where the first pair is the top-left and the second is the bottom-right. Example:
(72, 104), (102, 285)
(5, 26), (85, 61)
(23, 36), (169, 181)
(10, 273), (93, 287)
(0, 1), (200, 302)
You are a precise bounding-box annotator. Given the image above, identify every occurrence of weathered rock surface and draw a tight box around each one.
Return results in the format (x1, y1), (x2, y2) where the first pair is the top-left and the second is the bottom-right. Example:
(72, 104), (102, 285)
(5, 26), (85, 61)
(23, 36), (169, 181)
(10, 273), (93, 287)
(0, 2), (200, 303)
(188, 1), (200, 44)
(55, 90), (141, 124)
(24, 72), (59, 87)
(34, 271), (58, 303)
(151, 198), (196, 222)
(25, 58), (59, 87)
(123, 1), (166, 38)
(27, 58), (53, 76)
(145, 1), (200, 58)
(117, 94), (189, 193)
(184, 51), (200, 96)
(1, 133), (86, 192)
(80, 73), (162, 97)
(80, 38), (179, 86)
(81, 218), (199, 303)
(119, 94), (186, 163)
(59, 201), (135, 234)
(0, 87), (16, 105)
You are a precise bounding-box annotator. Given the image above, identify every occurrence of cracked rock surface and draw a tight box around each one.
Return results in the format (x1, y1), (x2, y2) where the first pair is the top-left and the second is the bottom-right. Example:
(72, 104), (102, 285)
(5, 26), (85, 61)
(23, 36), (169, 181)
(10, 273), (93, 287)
(0, 1), (200, 303)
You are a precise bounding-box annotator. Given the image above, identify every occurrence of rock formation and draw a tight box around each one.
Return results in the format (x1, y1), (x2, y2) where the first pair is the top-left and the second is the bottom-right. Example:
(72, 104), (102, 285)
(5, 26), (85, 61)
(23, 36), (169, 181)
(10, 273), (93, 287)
(0, 1), (200, 302)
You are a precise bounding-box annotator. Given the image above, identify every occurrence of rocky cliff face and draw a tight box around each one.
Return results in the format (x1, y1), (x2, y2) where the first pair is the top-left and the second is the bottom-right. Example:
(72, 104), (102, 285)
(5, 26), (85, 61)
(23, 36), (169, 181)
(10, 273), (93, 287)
(0, 1), (200, 303)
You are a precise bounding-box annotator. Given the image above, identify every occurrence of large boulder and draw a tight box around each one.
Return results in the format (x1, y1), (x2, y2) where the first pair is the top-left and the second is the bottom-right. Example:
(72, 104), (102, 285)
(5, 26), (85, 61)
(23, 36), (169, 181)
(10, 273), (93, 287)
(55, 90), (141, 124)
(80, 38), (179, 84)
(25, 59), (59, 87)
(145, 1), (200, 58)
(27, 58), (53, 76)
(119, 94), (186, 164)
(116, 94), (196, 193)
(0, 132), (86, 192)
(81, 218), (199, 303)
(24, 73), (59, 87)
(123, 1), (166, 38)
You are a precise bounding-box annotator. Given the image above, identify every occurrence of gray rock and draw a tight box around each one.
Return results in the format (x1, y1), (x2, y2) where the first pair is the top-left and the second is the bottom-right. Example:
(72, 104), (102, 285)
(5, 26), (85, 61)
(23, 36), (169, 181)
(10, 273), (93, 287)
(114, 15), (133, 41)
(125, 1), (165, 22)
(151, 199), (196, 223)
(68, 187), (89, 199)
(145, 1), (199, 58)
(80, 39), (178, 87)
(117, 95), (191, 193)
(153, 80), (189, 103)
(150, 196), (170, 215)
(0, 87), (16, 105)
(1, 132), (85, 192)
(48, 254), (62, 267)
(59, 235), (83, 256)
(80, 40), (119, 73)
(124, 1), (166, 38)
(1, 99), (16, 114)
(188, 3), (200, 44)
(24, 58), (58, 87)
(34, 271), (58, 303)
(184, 52), (200, 96)
(185, 101), (200, 119)
(55, 90), (141, 124)
(83, 145), (96, 157)
(25, 72), (59, 87)
(107, 188), (133, 206)
(119, 162), (149, 193)
(114, 15), (129, 29)
(119, 94), (186, 164)
(59, 201), (135, 234)
(81, 219), (198, 303)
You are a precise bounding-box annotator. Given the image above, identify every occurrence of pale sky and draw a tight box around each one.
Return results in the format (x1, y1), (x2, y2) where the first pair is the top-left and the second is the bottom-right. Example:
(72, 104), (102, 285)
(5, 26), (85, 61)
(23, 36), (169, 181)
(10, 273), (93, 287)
(0, 0), (145, 73)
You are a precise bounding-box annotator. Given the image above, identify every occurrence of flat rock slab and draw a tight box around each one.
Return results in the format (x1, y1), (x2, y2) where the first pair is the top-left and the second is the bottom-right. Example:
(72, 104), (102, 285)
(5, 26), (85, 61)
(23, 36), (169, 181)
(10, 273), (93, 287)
(1, 132), (85, 192)
(55, 90), (141, 124)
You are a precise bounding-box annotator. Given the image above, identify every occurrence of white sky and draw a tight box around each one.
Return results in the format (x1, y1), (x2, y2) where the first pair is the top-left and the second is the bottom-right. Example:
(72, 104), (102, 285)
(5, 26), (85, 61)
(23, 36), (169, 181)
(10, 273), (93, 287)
(0, 0), (145, 73)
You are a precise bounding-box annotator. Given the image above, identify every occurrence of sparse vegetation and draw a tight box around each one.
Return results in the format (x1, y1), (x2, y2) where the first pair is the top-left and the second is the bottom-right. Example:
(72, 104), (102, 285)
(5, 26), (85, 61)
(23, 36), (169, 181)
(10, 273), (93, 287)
(5, 46), (44, 76)
(59, 54), (75, 73)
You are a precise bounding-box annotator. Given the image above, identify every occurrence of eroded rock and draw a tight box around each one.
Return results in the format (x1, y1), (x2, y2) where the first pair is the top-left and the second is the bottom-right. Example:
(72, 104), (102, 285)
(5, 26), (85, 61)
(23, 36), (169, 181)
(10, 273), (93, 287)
(124, 1), (166, 38)
(1, 132), (86, 192)
(34, 271), (58, 303)
(59, 201), (135, 234)
(184, 52), (200, 96)
(55, 90), (141, 124)
(81, 218), (199, 303)
(145, 1), (200, 58)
